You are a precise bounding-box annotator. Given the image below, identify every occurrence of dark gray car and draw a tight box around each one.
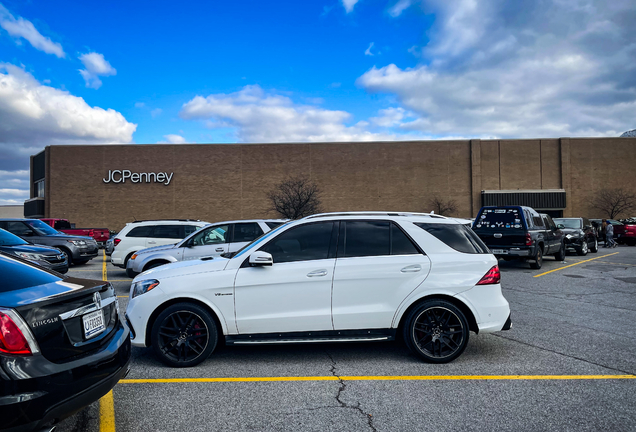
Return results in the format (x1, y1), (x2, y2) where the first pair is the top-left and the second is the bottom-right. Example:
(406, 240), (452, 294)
(0, 218), (98, 265)
(0, 228), (68, 273)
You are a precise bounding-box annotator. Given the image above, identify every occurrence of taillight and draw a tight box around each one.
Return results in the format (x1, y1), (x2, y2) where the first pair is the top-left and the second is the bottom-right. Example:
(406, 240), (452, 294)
(114, 238), (121, 247)
(525, 233), (532, 246)
(0, 309), (38, 356)
(477, 265), (501, 285)
(89, 229), (94, 237)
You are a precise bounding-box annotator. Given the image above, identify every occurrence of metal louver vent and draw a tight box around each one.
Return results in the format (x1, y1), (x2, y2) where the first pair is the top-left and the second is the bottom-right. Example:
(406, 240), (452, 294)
(481, 190), (566, 209)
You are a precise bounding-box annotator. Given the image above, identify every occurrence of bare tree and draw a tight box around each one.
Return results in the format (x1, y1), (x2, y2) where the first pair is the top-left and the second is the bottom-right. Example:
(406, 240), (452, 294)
(428, 195), (458, 216)
(267, 175), (322, 219)
(592, 188), (636, 219)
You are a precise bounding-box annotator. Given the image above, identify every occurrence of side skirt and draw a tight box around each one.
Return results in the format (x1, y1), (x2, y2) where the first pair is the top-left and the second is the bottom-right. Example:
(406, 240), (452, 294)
(225, 329), (396, 345)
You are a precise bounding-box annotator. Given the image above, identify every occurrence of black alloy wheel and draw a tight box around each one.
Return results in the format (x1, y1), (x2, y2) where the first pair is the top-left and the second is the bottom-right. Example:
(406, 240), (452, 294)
(577, 241), (588, 256)
(403, 300), (469, 363)
(151, 303), (218, 367)
(590, 237), (598, 253)
(530, 247), (543, 269)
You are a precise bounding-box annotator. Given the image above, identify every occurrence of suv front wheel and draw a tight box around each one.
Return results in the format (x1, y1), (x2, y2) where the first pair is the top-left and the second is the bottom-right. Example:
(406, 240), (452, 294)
(403, 300), (469, 363)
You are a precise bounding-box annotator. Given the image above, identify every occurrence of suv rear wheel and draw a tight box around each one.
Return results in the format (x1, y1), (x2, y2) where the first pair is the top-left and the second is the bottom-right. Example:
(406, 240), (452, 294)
(151, 303), (218, 367)
(403, 300), (469, 363)
(577, 241), (588, 256)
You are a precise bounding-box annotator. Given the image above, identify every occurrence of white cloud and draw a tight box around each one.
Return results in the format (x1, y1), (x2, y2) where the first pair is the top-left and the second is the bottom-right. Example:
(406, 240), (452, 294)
(0, 4), (65, 58)
(342, 0), (359, 13)
(151, 108), (162, 118)
(134, 102), (145, 108)
(158, 134), (187, 144)
(78, 52), (116, 89)
(365, 42), (375, 56)
(358, 0), (636, 138)
(388, 0), (414, 17)
(180, 85), (402, 143)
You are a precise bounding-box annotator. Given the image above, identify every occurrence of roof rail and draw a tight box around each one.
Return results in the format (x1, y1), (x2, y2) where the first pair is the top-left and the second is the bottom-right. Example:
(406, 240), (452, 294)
(131, 219), (203, 223)
(304, 211), (448, 220)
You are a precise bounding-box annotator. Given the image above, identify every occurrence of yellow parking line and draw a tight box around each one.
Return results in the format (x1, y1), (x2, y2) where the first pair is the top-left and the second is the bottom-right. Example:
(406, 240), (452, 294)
(102, 253), (107, 281)
(120, 374), (636, 384)
(99, 390), (116, 432)
(533, 252), (619, 278)
(117, 295), (129, 298)
(109, 280), (132, 282)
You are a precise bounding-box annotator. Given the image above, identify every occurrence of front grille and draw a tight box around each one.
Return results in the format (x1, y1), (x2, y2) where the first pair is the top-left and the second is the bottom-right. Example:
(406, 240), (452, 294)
(44, 254), (66, 263)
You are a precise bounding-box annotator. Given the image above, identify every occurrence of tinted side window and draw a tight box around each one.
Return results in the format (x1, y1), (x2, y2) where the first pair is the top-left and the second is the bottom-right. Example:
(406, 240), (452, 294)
(415, 223), (489, 254)
(233, 223), (264, 243)
(260, 222), (334, 264)
(152, 225), (184, 239)
(391, 223), (420, 255)
(266, 222), (284, 229)
(532, 216), (544, 228)
(343, 221), (390, 258)
(126, 226), (154, 238)
(5, 221), (33, 237)
(184, 225), (200, 236)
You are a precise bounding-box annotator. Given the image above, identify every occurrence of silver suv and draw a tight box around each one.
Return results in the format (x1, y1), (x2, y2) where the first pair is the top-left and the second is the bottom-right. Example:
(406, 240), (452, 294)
(125, 219), (286, 277)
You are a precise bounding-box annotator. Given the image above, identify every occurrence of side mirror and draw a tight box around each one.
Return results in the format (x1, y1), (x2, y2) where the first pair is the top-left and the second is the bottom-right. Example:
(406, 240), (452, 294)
(557, 224), (565, 229)
(249, 251), (273, 266)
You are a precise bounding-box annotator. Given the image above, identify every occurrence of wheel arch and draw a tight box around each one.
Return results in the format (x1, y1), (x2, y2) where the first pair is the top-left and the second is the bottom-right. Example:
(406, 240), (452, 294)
(395, 294), (479, 335)
(145, 297), (227, 347)
(143, 259), (173, 272)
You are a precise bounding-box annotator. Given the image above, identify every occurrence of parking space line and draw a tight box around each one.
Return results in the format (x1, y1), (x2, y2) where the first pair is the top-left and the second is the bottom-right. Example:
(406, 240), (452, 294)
(102, 253), (107, 281)
(533, 252), (619, 278)
(99, 390), (116, 432)
(120, 374), (636, 384)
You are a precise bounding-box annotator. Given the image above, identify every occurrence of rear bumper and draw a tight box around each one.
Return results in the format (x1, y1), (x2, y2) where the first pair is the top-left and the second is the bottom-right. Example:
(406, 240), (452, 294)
(490, 247), (532, 258)
(454, 284), (511, 333)
(0, 325), (131, 432)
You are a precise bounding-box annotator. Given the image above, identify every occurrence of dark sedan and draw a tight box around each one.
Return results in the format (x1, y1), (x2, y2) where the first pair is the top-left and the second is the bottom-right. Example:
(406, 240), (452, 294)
(553, 217), (598, 255)
(0, 228), (68, 274)
(0, 253), (131, 432)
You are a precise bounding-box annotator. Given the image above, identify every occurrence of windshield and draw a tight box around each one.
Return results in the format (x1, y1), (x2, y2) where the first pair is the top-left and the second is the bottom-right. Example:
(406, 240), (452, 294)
(553, 218), (582, 229)
(0, 229), (28, 246)
(25, 219), (62, 236)
(233, 222), (290, 258)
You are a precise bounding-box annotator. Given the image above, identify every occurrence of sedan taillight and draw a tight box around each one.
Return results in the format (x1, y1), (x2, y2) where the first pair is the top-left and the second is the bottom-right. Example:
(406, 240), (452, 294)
(477, 265), (501, 285)
(0, 309), (39, 356)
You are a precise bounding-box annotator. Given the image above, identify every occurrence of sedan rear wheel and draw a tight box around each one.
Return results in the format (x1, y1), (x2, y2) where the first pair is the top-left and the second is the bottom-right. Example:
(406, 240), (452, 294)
(577, 241), (588, 256)
(151, 303), (218, 367)
(403, 300), (469, 363)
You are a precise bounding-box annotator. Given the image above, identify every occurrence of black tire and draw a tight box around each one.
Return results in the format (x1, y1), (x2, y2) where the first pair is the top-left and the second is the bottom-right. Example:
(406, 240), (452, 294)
(530, 247), (543, 269)
(590, 238), (598, 253)
(125, 267), (137, 278)
(576, 241), (588, 256)
(402, 299), (469, 363)
(75, 259), (90, 265)
(60, 248), (73, 265)
(151, 303), (218, 367)
(554, 243), (565, 261)
(144, 261), (168, 272)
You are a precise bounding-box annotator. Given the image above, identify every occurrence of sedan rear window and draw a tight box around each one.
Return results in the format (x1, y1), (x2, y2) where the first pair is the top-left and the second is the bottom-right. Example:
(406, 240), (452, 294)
(0, 254), (62, 292)
(415, 223), (490, 254)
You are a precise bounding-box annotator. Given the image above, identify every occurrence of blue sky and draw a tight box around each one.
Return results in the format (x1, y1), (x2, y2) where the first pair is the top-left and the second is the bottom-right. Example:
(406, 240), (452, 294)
(1, 0), (635, 204)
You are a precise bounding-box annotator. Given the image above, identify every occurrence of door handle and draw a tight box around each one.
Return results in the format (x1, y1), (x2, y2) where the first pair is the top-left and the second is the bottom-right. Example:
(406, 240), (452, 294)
(147, 241), (156, 244)
(401, 264), (422, 273)
(215, 247), (224, 252)
(307, 269), (328, 277)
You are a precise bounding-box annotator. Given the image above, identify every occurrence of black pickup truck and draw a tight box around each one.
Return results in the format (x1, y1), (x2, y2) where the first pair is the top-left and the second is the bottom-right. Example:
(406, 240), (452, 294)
(472, 206), (565, 269)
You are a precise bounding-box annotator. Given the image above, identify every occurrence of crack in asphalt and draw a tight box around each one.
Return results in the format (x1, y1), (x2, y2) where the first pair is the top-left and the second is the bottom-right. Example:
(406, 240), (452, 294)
(326, 353), (378, 432)
(491, 333), (636, 375)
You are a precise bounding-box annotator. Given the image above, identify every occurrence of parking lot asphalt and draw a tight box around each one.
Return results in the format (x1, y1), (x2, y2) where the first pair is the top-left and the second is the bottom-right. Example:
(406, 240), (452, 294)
(56, 246), (636, 432)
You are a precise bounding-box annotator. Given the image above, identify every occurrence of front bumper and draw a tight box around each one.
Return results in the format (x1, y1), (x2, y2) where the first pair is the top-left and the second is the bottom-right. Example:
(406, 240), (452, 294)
(564, 236), (584, 249)
(0, 324), (131, 432)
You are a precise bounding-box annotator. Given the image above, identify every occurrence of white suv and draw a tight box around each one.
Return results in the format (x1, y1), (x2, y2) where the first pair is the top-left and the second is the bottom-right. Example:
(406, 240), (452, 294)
(125, 212), (511, 367)
(125, 219), (287, 277)
(111, 220), (209, 269)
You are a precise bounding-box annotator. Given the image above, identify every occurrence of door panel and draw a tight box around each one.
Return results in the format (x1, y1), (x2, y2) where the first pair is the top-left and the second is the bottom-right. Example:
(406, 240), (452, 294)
(234, 259), (335, 334)
(331, 255), (431, 330)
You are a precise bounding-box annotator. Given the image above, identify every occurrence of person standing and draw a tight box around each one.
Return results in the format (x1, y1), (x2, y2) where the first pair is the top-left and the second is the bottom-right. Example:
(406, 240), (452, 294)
(605, 221), (616, 248)
(601, 219), (608, 246)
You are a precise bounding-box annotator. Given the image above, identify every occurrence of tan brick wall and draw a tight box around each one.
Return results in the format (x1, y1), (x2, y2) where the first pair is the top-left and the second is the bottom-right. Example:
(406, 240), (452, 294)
(44, 138), (636, 230)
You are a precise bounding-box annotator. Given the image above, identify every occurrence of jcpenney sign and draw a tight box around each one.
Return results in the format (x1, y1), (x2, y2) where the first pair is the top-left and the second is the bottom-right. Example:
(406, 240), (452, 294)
(103, 170), (174, 185)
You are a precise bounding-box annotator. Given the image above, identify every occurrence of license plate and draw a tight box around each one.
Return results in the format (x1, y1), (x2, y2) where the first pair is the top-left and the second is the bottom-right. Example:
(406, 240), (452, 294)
(83, 309), (105, 339)
(492, 249), (508, 254)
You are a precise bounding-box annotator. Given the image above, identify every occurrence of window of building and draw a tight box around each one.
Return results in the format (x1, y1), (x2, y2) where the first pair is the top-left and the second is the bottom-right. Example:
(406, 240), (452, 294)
(36, 180), (45, 198)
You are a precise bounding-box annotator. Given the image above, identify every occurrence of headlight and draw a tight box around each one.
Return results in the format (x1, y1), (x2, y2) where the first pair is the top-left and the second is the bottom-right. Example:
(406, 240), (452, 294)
(566, 233), (580, 239)
(68, 240), (86, 246)
(16, 252), (46, 261)
(131, 279), (160, 299)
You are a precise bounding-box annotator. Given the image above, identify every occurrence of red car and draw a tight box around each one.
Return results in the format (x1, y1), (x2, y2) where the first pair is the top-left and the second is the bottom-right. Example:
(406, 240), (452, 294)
(617, 218), (636, 246)
(39, 218), (110, 247)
